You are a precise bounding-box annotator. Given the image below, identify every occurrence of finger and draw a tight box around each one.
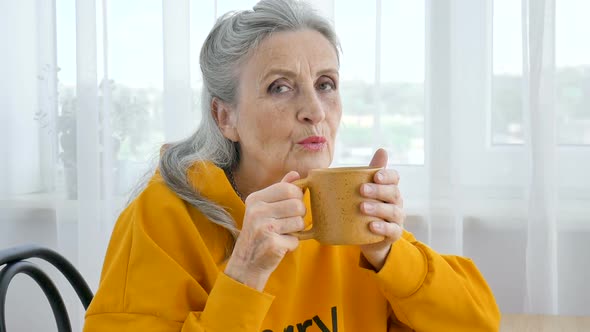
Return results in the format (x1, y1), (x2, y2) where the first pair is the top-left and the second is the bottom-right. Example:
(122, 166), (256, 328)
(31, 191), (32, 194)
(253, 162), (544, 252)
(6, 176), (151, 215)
(373, 169), (400, 185)
(369, 148), (388, 168)
(369, 220), (403, 240)
(277, 233), (300, 252)
(267, 198), (306, 219)
(270, 216), (305, 234)
(260, 234), (300, 261)
(360, 183), (402, 205)
(281, 171), (301, 183)
(246, 181), (303, 204)
(361, 202), (405, 225)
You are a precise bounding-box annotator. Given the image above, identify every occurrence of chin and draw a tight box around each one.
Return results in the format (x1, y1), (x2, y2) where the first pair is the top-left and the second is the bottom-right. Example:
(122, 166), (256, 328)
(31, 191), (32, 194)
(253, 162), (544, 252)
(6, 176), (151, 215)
(297, 155), (332, 177)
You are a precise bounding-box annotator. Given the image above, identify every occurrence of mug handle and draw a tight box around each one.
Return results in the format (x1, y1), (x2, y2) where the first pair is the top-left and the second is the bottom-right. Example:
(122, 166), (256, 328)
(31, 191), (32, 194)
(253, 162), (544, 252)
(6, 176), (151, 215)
(289, 178), (316, 241)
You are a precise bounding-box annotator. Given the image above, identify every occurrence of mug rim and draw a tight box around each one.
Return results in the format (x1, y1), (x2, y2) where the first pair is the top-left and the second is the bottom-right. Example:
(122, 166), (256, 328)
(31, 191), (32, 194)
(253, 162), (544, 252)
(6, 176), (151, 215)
(310, 166), (382, 173)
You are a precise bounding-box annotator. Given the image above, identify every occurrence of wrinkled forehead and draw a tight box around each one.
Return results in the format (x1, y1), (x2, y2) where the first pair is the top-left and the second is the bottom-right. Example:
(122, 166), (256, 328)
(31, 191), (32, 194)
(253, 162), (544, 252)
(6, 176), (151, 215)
(239, 29), (340, 80)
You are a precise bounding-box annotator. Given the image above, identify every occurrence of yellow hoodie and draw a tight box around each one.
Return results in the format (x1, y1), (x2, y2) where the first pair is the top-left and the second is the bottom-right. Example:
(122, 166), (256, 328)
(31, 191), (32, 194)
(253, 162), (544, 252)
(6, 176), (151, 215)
(83, 161), (500, 332)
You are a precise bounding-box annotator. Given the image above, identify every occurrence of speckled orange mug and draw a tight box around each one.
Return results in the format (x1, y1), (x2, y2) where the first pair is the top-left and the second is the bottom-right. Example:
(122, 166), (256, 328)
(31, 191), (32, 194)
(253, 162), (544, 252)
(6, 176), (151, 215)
(291, 166), (385, 245)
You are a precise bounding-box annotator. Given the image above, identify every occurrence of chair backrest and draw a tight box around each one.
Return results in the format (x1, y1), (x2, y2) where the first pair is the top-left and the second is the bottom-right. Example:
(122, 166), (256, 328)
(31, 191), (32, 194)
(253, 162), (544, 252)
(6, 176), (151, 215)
(0, 245), (94, 332)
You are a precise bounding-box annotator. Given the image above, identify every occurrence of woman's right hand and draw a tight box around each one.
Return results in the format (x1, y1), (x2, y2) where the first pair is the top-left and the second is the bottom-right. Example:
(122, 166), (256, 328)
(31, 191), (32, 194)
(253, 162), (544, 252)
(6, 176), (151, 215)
(224, 171), (306, 291)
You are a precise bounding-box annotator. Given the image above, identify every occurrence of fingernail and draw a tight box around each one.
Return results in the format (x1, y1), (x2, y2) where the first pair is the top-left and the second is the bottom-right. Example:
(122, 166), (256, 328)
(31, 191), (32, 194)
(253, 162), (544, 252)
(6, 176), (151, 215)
(363, 202), (375, 213)
(376, 172), (384, 182)
(298, 219), (305, 229)
(372, 221), (382, 229)
(363, 184), (374, 195)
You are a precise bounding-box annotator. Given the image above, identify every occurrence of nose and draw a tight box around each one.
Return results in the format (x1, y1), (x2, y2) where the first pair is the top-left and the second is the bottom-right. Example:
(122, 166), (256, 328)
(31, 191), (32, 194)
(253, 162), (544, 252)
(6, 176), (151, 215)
(296, 87), (326, 125)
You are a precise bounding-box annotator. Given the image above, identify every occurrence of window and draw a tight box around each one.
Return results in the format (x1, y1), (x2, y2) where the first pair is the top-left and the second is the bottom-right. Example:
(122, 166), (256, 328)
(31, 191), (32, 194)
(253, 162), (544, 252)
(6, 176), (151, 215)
(380, 0), (425, 164)
(55, 0), (165, 198)
(556, 0), (590, 145)
(492, 0), (590, 146)
(334, 0), (377, 165)
(334, 0), (425, 166)
(55, 0), (77, 198)
(491, 0), (523, 145)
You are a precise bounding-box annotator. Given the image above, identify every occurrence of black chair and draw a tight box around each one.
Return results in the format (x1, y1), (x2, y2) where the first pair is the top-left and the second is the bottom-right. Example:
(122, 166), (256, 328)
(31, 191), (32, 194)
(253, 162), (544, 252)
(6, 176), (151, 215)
(0, 245), (94, 332)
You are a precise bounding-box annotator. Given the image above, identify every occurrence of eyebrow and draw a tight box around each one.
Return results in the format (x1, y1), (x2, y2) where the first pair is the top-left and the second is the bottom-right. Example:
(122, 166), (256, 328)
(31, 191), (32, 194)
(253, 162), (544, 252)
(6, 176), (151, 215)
(261, 67), (339, 83)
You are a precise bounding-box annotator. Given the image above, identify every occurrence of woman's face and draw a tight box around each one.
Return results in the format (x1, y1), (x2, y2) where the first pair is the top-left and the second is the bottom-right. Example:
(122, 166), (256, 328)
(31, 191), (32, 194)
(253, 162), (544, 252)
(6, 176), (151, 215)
(230, 29), (342, 181)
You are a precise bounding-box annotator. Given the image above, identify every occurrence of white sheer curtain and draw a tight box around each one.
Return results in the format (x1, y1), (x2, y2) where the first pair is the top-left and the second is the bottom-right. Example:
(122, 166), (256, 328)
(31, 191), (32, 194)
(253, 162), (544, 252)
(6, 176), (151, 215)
(523, 0), (558, 314)
(1, 0), (589, 330)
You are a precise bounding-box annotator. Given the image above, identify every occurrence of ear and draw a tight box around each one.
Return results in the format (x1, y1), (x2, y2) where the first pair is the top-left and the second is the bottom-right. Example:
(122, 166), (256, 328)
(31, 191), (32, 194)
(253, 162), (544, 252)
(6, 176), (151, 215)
(212, 97), (239, 142)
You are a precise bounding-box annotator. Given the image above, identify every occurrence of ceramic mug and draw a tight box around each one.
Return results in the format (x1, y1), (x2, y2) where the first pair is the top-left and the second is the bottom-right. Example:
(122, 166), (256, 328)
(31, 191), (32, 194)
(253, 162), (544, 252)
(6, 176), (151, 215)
(291, 166), (385, 245)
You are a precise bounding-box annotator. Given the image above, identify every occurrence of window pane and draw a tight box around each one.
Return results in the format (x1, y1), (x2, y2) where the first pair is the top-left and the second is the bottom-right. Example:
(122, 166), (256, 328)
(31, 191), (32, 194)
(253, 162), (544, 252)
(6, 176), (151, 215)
(56, 0), (77, 198)
(107, 0), (164, 194)
(335, 0), (425, 165)
(334, 0), (376, 165)
(556, 0), (590, 145)
(492, 0), (523, 145)
(380, 0), (425, 165)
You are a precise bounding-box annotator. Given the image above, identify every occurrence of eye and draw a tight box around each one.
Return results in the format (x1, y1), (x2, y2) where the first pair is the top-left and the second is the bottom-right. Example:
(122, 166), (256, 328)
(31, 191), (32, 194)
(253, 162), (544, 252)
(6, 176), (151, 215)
(268, 81), (292, 94)
(317, 77), (336, 91)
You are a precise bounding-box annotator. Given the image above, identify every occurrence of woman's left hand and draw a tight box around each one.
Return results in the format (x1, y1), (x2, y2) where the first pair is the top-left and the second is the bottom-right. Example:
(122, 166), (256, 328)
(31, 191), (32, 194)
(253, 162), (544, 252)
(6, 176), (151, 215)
(359, 148), (405, 271)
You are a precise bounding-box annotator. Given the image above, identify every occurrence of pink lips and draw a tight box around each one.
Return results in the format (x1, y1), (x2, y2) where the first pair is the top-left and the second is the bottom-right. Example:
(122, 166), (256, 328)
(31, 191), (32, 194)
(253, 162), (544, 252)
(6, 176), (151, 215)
(297, 136), (327, 151)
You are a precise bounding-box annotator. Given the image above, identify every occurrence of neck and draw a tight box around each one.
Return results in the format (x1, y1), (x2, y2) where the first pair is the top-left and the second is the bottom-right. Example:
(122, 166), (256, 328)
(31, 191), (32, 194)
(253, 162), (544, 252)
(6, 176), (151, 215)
(231, 162), (281, 200)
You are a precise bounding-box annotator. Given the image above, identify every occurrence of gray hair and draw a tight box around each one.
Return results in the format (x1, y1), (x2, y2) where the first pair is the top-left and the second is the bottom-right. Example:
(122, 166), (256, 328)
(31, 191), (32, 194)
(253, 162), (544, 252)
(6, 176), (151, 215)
(158, 0), (340, 256)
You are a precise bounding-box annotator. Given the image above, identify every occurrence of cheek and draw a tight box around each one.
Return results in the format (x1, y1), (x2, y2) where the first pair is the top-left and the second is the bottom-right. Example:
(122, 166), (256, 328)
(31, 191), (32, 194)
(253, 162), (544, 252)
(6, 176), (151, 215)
(325, 96), (342, 133)
(246, 105), (293, 145)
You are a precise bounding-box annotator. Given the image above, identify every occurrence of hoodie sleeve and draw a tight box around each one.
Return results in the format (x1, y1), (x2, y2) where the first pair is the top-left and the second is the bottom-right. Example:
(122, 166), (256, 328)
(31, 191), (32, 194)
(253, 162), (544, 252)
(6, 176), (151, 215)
(83, 179), (274, 332)
(360, 231), (501, 332)
(84, 273), (274, 332)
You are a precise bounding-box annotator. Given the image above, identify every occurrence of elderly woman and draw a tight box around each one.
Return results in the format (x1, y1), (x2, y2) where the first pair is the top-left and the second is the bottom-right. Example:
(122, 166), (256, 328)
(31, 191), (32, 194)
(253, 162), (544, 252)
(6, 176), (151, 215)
(83, 0), (500, 331)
